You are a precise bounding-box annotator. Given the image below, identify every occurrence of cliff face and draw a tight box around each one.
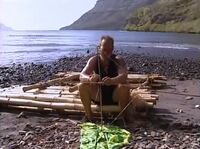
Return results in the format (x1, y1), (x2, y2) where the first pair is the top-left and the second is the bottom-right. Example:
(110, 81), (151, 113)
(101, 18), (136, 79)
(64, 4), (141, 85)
(125, 0), (200, 33)
(0, 23), (12, 31)
(60, 0), (200, 33)
(60, 0), (156, 30)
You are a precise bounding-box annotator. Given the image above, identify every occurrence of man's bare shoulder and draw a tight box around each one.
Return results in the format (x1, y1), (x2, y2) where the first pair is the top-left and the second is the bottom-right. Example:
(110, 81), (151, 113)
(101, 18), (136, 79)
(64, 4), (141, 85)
(88, 55), (97, 64)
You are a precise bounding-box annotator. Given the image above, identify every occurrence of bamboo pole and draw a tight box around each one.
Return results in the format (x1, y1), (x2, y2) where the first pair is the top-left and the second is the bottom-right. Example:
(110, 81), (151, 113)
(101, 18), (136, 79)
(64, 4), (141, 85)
(53, 72), (69, 78)
(69, 85), (79, 93)
(146, 102), (154, 108)
(0, 97), (122, 112)
(22, 73), (167, 92)
(138, 94), (159, 100)
(26, 89), (79, 96)
(128, 74), (167, 81)
(53, 72), (167, 85)
(22, 74), (80, 92)
(53, 72), (167, 81)
(67, 83), (147, 93)
(0, 97), (88, 110)
(0, 94), (82, 103)
(144, 99), (156, 105)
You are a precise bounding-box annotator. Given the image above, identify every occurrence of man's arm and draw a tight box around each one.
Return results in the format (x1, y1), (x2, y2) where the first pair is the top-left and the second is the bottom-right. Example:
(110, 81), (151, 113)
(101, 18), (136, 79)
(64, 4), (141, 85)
(80, 56), (98, 82)
(102, 55), (127, 85)
(112, 56), (127, 84)
(102, 56), (127, 85)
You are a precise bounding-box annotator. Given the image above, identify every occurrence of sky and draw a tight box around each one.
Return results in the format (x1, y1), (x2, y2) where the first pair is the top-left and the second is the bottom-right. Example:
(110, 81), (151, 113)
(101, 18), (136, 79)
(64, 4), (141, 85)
(0, 0), (97, 30)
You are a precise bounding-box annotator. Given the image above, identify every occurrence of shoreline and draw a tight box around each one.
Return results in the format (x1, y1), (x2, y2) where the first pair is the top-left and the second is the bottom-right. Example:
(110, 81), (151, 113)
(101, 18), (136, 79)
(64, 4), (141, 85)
(0, 50), (200, 88)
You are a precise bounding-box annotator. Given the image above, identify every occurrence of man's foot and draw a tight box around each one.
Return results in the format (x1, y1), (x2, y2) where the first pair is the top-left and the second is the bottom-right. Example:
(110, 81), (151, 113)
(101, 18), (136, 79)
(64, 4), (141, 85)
(81, 115), (95, 123)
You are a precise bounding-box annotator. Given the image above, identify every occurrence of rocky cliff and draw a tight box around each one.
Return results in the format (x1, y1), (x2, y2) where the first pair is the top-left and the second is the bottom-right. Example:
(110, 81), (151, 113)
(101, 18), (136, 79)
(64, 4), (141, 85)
(0, 23), (12, 31)
(60, 0), (156, 30)
(60, 0), (200, 33)
(125, 0), (200, 33)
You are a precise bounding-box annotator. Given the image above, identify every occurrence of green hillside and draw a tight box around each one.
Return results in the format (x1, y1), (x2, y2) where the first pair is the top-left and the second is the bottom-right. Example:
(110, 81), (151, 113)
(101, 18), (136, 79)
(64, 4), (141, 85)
(125, 0), (200, 33)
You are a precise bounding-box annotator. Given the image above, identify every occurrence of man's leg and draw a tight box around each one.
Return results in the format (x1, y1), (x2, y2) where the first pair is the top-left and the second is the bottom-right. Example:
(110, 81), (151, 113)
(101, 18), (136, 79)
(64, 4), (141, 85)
(113, 84), (131, 121)
(113, 84), (130, 109)
(78, 83), (98, 119)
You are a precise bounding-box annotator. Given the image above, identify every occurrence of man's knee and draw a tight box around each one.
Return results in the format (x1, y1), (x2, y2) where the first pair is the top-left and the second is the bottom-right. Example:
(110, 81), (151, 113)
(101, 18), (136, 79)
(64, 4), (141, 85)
(78, 83), (90, 92)
(113, 84), (130, 102)
(117, 84), (129, 93)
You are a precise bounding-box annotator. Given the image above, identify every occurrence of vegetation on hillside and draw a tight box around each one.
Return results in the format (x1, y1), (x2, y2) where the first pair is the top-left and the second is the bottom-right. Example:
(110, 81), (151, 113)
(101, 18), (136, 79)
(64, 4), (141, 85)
(125, 0), (200, 33)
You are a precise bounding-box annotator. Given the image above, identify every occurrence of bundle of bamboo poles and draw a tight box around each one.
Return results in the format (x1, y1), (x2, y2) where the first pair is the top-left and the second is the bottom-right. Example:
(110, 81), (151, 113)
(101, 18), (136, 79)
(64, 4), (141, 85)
(0, 85), (157, 113)
(22, 72), (167, 92)
(0, 86), (120, 112)
(0, 72), (165, 114)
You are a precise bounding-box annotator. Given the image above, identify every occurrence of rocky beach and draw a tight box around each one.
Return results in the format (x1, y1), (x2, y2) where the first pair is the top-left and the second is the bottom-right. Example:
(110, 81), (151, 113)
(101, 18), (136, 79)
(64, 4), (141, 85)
(1, 0), (200, 147)
(0, 49), (200, 88)
(0, 50), (200, 148)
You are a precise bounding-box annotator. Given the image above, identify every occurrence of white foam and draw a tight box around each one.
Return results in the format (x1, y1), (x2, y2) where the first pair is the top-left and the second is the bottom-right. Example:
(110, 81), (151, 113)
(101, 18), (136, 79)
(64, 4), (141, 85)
(118, 42), (199, 50)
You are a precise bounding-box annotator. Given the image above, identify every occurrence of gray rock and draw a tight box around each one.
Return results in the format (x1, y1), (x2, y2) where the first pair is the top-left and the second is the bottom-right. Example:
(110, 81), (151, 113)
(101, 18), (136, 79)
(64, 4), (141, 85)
(150, 131), (156, 137)
(195, 105), (200, 109)
(185, 96), (193, 100)
(146, 143), (155, 149)
(183, 135), (190, 141)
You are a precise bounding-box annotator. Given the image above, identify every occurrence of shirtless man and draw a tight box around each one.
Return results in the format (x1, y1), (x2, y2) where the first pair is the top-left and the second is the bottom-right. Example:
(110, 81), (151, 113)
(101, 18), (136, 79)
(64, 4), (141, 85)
(79, 35), (130, 120)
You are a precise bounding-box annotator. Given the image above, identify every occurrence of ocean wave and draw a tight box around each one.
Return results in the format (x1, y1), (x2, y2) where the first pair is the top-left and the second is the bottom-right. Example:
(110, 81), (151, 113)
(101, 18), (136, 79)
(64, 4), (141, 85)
(119, 42), (200, 50)
(3, 43), (70, 47)
(9, 34), (67, 38)
(153, 44), (189, 50)
(1, 48), (63, 53)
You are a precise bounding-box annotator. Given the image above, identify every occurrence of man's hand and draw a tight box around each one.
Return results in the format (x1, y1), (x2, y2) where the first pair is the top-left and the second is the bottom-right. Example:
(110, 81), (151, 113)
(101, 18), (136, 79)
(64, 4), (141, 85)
(89, 74), (100, 82)
(102, 76), (114, 86)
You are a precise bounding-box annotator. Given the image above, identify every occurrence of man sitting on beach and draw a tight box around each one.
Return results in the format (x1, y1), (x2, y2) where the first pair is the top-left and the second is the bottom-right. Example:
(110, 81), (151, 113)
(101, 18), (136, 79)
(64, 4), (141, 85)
(78, 35), (130, 121)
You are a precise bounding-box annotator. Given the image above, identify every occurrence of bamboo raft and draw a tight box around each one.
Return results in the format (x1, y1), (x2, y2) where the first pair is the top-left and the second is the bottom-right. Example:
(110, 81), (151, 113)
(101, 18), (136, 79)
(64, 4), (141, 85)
(0, 72), (167, 114)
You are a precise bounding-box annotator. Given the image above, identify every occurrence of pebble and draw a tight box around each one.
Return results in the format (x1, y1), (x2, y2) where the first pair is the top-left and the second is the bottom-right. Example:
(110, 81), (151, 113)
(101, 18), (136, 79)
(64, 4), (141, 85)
(150, 131), (156, 137)
(183, 135), (190, 141)
(159, 144), (169, 149)
(185, 96), (193, 100)
(19, 130), (26, 135)
(195, 105), (200, 109)
(135, 136), (143, 140)
(17, 112), (27, 118)
(176, 108), (183, 113)
(146, 143), (155, 149)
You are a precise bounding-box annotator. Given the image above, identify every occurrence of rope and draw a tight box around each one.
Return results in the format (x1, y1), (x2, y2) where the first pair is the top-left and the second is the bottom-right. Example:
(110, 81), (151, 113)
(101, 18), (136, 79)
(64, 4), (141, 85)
(111, 97), (133, 124)
(96, 47), (104, 125)
(110, 75), (150, 123)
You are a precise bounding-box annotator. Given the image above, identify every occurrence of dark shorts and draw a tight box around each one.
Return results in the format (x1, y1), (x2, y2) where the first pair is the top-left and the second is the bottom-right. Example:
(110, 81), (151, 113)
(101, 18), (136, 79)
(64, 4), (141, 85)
(92, 85), (118, 105)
